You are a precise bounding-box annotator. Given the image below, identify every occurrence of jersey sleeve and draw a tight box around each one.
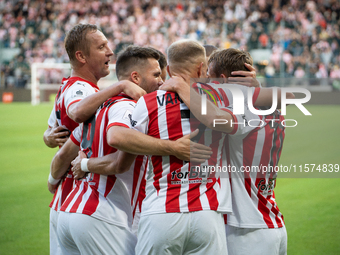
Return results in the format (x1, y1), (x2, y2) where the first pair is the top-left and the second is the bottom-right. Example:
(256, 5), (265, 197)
(228, 108), (262, 136)
(70, 124), (83, 146)
(64, 81), (97, 114)
(130, 97), (149, 135)
(47, 104), (56, 127)
(218, 84), (262, 136)
(106, 100), (136, 131)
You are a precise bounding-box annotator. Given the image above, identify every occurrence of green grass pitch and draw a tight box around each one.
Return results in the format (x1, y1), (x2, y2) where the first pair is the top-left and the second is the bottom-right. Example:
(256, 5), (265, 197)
(0, 103), (339, 254)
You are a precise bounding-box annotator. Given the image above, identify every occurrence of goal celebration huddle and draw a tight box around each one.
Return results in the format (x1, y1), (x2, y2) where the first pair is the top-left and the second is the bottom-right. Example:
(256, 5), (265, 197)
(44, 23), (290, 255)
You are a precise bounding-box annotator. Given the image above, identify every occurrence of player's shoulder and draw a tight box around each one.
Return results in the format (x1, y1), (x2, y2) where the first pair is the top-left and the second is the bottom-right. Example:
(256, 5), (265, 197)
(64, 77), (97, 89)
(71, 80), (93, 88)
(104, 94), (136, 109)
(143, 90), (162, 98)
(143, 90), (178, 101)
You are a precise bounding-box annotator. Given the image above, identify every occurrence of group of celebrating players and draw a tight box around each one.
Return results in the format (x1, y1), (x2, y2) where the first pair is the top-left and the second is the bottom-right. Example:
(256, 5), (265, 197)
(44, 23), (292, 255)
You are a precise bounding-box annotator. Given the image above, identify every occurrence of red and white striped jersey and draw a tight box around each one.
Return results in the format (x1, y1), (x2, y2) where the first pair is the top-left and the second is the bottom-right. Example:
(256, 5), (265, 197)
(60, 94), (146, 229)
(54, 76), (99, 131)
(205, 82), (285, 229)
(49, 77), (99, 211)
(225, 110), (285, 228)
(130, 90), (232, 216)
(131, 155), (148, 219)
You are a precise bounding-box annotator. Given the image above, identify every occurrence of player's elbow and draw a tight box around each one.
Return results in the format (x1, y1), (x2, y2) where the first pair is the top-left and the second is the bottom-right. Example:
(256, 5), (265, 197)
(103, 160), (129, 175)
(107, 133), (122, 149)
(71, 108), (86, 123)
(114, 164), (130, 174)
(68, 103), (89, 123)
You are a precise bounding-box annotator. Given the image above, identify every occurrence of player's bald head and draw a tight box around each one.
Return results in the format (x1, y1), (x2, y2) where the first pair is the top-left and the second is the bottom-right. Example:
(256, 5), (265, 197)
(167, 40), (206, 75)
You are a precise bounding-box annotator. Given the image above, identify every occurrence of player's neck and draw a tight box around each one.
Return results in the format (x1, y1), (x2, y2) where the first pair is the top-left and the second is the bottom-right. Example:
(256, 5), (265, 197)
(71, 69), (98, 85)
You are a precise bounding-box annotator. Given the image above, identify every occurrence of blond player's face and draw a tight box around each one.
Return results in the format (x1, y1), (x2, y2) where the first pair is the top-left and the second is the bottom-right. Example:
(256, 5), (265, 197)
(201, 60), (208, 79)
(85, 30), (114, 81)
(139, 58), (163, 93)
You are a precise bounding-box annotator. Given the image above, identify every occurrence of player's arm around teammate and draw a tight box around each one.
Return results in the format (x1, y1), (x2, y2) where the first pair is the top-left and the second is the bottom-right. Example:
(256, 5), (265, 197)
(162, 47), (290, 255)
(47, 129), (81, 194)
(49, 128), (136, 183)
(69, 80), (147, 123)
(160, 75), (294, 134)
(70, 128), (212, 180)
(69, 47), (168, 124)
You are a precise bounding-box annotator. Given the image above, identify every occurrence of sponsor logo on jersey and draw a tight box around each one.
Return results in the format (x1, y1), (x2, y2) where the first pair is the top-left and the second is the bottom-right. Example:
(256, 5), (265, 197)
(170, 166), (214, 184)
(123, 109), (132, 120)
(129, 114), (137, 127)
(257, 178), (275, 195)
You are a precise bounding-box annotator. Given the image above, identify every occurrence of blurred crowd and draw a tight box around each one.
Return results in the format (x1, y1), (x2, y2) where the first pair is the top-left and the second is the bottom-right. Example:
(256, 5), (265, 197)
(1, 0), (340, 88)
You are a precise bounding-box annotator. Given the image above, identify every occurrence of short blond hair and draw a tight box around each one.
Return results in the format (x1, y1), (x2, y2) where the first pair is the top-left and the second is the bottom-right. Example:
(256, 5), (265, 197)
(64, 24), (99, 65)
(167, 39), (206, 73)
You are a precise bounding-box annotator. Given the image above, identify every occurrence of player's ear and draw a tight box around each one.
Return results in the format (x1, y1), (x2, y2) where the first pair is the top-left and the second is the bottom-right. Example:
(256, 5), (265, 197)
(197, 62), (204, 78)
(220, 74), (228, 83)
(75, 51), (86, 64)
(166, 65), (172, 78)
(131, 71), (140, 84)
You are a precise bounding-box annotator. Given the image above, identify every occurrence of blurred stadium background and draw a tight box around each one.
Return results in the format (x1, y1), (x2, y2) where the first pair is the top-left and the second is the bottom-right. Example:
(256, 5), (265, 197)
(0, 0), (339, 254)
(0, 0), (340, 103)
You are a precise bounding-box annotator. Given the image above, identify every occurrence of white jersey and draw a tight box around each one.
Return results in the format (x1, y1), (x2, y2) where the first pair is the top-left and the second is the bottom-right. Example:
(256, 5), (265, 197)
(61, 95), (145, 229)
(47, 104), (56, 128)
(131, 90), (232, 216)
(47, 77), (99, 132)
(49, 77), (99, 211)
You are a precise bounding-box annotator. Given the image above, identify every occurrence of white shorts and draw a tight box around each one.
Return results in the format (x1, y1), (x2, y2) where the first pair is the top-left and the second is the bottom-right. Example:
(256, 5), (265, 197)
(136, 210), (228, 255)
(57, 211), (137, 255)
(225, 224), (287, 255)
(50, 209), (61, 255)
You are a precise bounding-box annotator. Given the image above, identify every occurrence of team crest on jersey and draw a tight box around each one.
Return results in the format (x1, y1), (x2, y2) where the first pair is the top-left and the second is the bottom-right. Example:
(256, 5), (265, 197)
(72, 89), (86, 98)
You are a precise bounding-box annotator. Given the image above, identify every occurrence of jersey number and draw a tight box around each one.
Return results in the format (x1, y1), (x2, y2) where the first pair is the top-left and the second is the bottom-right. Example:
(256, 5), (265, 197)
(81, 115), (96, 158)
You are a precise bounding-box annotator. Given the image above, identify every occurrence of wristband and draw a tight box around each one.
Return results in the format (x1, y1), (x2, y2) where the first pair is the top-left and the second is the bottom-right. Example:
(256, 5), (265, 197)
(48, 173), (60, 185)
(81, 158), (90, 172)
